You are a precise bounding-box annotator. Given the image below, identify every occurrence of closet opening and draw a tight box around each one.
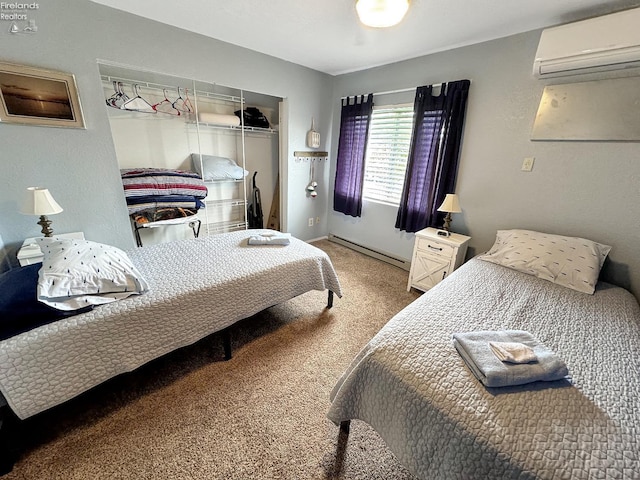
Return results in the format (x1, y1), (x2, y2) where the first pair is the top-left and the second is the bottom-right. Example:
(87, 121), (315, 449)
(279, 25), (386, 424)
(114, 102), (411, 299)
(98, 62), (283, 247)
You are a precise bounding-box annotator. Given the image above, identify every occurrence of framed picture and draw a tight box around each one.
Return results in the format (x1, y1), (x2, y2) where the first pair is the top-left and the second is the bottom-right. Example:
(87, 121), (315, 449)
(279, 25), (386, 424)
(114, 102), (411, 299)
(0, 62), (85, 128)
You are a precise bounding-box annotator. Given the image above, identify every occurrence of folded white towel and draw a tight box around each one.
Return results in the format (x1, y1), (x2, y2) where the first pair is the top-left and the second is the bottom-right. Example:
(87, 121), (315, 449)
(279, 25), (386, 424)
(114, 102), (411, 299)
(247, 233), (291, 246)
(452, 330), (568, 387)
(489, 341), (538, 364)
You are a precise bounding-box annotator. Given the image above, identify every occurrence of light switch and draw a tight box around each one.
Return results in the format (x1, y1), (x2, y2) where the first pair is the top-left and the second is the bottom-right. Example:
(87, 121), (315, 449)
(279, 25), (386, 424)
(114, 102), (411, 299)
(521, 157), (535, 172)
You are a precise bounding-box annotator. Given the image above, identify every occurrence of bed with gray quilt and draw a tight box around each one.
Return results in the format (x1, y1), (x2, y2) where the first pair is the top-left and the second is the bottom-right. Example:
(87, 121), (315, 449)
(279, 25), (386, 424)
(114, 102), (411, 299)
(328, 256), (640, 479)
(0, 229), (341, 422)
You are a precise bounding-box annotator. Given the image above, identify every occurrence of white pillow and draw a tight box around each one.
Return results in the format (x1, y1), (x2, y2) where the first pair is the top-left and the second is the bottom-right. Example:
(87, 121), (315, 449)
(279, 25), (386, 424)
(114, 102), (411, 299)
(36, 238), (149, 311)
(191, 154), (248, 181)
(477, 229), (611, 294)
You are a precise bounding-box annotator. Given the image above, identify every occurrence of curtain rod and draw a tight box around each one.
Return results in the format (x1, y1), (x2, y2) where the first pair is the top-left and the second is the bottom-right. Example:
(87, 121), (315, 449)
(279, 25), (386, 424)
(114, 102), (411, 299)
(341, 83), (444, 100)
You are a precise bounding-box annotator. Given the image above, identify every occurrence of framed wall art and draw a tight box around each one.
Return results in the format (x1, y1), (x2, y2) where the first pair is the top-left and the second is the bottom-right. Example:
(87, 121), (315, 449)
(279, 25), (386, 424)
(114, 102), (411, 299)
(0, 61), (85, 128)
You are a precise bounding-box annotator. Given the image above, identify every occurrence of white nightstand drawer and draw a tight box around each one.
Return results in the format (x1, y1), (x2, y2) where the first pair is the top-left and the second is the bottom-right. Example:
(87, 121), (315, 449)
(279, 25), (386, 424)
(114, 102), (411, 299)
(415, 237), (455, 258)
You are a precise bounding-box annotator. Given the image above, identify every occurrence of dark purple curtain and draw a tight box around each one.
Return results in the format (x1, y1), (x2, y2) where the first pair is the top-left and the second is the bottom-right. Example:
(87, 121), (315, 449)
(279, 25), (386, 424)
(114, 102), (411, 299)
(333, 94), (374, 217)
(395, 80), (470, 232)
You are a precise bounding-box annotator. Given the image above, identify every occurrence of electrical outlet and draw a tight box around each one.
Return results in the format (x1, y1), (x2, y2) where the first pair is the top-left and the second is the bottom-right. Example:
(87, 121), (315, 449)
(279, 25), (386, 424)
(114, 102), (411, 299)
(308, 217), (314, 227)
(521, 157), (535, 172)
(315, 217), (320, 225)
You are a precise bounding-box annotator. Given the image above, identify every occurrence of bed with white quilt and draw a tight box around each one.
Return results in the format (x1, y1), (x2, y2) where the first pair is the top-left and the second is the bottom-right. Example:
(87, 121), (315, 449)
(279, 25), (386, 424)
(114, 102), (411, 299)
(328, 230), (639, 479)
(0, 229), (341, 425)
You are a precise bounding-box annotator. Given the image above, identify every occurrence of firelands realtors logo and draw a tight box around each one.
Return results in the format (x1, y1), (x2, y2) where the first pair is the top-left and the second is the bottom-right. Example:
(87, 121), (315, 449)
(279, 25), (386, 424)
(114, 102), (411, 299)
(1, 2), (39, 34)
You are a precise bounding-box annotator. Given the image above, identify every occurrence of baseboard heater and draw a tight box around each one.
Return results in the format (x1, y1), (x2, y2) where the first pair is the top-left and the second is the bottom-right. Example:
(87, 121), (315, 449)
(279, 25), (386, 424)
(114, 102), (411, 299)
(328, 234), (410, 271)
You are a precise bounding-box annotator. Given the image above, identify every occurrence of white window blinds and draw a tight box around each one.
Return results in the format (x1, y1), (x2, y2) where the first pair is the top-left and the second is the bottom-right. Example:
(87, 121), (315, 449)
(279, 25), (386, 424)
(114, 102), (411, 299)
(362, 104), (414, 205)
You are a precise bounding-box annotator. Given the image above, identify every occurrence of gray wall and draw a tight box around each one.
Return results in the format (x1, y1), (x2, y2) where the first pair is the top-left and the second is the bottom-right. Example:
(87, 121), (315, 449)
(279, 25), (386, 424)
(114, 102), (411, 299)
(328, 30), (640, 299)
(0, 0), (333, 260)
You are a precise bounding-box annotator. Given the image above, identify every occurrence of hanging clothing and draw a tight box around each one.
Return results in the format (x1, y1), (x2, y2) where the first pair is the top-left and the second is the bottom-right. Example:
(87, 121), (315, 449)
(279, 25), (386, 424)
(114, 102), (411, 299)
(395, 80), (470, 233)
(333, 94), (374, 217)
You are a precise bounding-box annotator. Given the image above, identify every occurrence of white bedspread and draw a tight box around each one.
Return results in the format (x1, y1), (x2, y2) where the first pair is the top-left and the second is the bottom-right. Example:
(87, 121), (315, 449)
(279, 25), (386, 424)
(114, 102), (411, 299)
(328, 258), (640, 479)
(0, 230), (341, 420)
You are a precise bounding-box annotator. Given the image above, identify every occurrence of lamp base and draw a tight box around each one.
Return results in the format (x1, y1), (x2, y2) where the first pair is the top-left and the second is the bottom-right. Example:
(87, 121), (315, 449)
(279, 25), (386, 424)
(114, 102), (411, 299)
(442, 212), (452, 232)
(37, 215), (54, 237)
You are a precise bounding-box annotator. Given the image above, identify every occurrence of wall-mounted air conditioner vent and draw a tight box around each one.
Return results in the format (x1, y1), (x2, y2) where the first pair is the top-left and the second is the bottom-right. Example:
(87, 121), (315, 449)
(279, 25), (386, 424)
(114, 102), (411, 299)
(533, 7), (640, 78)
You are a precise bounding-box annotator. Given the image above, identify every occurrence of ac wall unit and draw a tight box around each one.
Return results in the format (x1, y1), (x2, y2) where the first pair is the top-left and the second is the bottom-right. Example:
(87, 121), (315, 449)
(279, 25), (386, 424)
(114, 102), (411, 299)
(533, 7), (640, 78)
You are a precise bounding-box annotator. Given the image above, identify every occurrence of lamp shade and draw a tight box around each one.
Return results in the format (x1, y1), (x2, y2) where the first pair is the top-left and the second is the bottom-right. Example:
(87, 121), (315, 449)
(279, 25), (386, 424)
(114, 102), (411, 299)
(437, 194), (461, 213)
(356, 0), (410, 28)
(20, 187), (63, 216)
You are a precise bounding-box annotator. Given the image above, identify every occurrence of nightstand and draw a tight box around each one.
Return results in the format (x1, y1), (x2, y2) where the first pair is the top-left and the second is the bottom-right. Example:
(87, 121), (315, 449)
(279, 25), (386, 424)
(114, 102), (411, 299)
(407, 227), (470, 292)
(17, 232), (85, 266)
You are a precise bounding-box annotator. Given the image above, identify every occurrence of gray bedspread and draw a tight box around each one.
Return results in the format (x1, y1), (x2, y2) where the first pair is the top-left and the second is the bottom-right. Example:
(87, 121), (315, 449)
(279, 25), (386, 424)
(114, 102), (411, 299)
(328, 258), (639, 479)
(0, 230), (341, 420)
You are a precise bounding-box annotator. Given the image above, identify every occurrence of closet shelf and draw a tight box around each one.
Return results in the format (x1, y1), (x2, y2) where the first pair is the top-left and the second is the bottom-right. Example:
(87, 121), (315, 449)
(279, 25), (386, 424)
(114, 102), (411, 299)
(101, 75), (243, 104)
(203, 198), (246, 208)
(102, 76), (276, 135)
(103, 107), (195, 121)
(191, 121), (278, 135)
(204, 179), (244, 185)
(106, 115), (278, 135)
(204, 220), (248, 233)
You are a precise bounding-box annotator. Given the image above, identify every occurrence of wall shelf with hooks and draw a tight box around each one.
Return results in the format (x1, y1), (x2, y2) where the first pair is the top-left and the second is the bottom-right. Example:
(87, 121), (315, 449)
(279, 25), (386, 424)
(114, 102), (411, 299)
(294, 151), (329, 162)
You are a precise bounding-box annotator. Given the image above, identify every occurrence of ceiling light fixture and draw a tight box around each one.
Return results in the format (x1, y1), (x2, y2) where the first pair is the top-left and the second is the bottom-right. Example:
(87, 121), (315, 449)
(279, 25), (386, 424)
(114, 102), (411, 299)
(356, 0), (410, 28)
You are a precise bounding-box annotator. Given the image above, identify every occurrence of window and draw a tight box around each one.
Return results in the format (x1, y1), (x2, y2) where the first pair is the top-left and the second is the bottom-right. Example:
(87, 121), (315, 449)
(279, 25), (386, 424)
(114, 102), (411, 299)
(362, 104), (414, 206)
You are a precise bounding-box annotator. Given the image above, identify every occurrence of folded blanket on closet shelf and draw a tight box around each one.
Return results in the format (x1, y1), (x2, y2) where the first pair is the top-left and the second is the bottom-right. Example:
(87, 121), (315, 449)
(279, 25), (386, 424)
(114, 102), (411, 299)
(120, 168), (201, 180)
(452, 330), (568, 388)
(197, 112), (241, 127)
(247, 233), (291, 246)
(120, 168), (208, 199)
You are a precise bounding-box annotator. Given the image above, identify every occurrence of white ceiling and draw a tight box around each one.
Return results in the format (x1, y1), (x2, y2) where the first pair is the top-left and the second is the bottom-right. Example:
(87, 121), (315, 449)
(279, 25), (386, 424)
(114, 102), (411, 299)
(91, 0), (640, 75)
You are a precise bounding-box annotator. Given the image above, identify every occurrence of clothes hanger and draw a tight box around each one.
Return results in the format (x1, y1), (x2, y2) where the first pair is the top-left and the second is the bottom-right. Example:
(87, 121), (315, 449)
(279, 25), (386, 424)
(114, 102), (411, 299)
(105, 81), (119, 107)
(121, 84), (156, 113)
(172, 87), (193, 114)
(106, 81), (129, 109)
(152, 89), (181, 115)
(183, 88), (195, 113)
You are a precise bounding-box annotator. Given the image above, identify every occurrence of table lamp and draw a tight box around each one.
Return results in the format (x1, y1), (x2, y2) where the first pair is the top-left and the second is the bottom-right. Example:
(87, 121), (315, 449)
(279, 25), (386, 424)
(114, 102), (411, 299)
(20, 187), (63, 237)
(437, 194), (461, 233)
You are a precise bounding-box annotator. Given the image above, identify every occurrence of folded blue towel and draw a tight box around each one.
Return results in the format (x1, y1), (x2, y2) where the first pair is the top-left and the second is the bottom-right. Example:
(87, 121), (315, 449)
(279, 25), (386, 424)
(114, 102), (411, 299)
(247, 233), (291, 246)
(452, 330), (568, 388)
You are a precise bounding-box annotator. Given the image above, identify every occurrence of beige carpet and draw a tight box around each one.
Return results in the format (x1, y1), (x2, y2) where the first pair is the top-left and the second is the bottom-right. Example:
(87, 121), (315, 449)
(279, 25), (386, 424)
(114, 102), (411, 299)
(6, 240), (421, 479)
